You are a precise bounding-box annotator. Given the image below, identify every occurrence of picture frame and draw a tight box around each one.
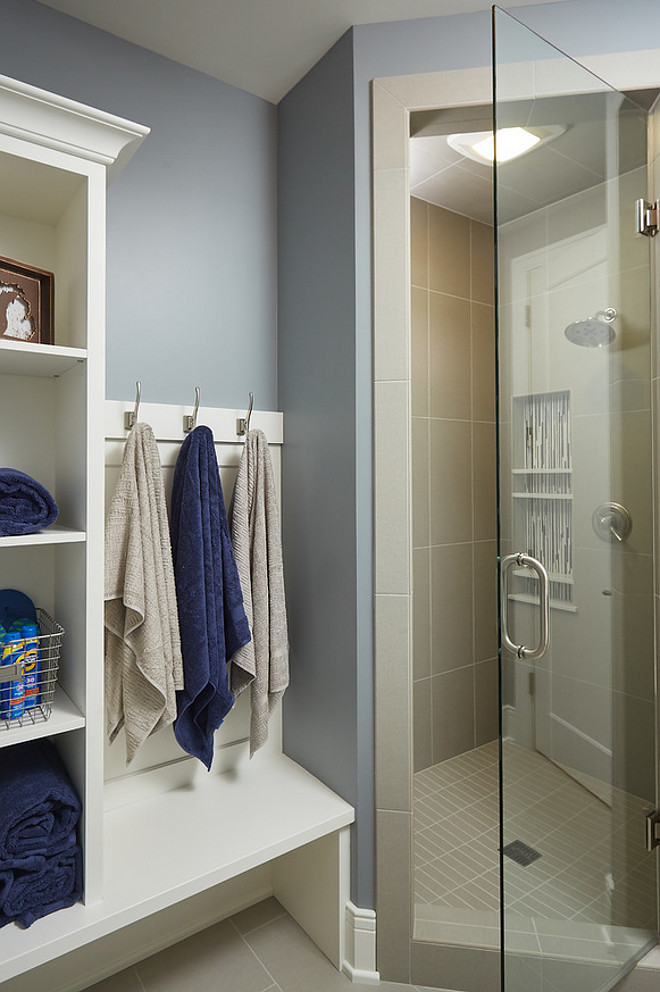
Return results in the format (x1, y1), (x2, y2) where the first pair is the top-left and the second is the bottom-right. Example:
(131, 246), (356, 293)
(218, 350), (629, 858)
(0, 256), (54, 346)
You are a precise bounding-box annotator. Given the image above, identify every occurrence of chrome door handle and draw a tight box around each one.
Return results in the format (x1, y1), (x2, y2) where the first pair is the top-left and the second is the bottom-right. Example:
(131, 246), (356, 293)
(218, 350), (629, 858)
(500, 552), (550, 661)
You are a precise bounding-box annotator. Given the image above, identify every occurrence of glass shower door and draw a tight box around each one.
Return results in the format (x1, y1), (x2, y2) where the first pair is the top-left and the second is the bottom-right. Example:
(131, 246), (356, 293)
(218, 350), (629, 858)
(494, 8), (658, 992)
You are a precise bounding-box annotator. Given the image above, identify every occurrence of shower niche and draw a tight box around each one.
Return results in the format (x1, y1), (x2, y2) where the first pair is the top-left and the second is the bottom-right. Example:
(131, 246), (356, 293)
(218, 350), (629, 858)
(510, 389), (574, 610)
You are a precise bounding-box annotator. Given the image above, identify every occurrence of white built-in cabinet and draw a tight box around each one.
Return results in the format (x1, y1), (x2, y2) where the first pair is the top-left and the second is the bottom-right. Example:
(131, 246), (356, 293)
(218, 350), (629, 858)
(0, 70), (146, 965)
(0, 77), (354, 992)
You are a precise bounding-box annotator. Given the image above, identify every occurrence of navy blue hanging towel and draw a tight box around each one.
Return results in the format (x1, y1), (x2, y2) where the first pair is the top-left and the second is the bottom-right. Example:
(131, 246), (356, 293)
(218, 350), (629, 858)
(169, 425), (250, 769)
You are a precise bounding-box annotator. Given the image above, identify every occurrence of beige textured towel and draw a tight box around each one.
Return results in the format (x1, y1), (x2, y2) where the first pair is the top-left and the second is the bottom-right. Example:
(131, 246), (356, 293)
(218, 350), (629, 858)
(230, 429), (289, 756)
(104, 422), (184, 764)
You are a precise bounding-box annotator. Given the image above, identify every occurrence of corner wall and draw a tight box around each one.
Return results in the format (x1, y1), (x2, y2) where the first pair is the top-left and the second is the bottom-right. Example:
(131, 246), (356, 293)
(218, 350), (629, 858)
(277, 30), (374, 908)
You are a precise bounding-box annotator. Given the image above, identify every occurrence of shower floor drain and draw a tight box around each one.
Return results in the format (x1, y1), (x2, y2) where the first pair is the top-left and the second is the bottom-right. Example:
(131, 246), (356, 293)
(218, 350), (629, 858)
(502, 840), (542, 867)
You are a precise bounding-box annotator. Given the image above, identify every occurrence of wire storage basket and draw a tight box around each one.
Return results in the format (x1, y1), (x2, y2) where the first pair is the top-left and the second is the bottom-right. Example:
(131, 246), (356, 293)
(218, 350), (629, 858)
(0, 608), (65, 731)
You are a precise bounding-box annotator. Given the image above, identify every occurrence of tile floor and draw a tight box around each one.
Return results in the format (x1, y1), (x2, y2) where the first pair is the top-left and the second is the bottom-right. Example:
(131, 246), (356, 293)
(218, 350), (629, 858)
(414, 740), (656, 959)
(87, 897), (439, 992)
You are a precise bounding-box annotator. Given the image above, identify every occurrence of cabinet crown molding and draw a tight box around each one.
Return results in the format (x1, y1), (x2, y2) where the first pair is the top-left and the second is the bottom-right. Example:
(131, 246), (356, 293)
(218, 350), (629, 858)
(0, 74), (149, 177)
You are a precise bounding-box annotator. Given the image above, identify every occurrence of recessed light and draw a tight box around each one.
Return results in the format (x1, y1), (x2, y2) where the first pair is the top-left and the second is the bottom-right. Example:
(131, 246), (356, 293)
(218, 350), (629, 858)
(447, 125), (565, 165)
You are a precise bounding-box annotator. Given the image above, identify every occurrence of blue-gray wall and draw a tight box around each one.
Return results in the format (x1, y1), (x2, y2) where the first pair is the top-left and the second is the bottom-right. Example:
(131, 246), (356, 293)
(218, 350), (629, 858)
(276, 30), (370, 905)
(3, 0), (277, 410)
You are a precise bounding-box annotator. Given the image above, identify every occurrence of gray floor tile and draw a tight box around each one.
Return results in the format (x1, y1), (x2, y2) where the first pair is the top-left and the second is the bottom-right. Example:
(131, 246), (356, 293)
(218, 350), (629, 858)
(135, 917), (273, 992)
(86, 969), (144, 992)
(232, 897), (287, 935)
(245, 914), (354, 992)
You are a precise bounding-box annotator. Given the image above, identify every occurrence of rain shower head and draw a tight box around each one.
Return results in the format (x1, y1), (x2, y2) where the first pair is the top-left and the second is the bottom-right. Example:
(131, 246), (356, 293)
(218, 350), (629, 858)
(564, 307), (617, 348)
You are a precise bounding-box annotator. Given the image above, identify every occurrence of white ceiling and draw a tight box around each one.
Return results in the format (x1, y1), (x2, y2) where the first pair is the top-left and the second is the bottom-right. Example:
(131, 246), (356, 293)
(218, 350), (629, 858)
(36, 0), (566, 104)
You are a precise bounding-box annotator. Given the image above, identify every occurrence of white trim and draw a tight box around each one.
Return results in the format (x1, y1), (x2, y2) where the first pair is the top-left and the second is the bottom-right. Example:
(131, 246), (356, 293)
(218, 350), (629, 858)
(0, 73), (149, 177)
(343, 901), (379, 984)
(104, 398), (284, 445)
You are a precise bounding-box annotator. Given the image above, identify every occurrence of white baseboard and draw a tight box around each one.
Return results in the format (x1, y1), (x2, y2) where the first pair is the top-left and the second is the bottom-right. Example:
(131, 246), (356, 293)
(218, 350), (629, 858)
(343, 901), (379, 984)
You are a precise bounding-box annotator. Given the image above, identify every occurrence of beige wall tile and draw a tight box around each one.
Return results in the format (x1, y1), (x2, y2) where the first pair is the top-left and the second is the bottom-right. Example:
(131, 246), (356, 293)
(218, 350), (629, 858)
(375, 380), (410, 595)
(411, 196), (428, 289)
(546, 182), (606, 247)
(414, 678), (433, 772)
(431, 666), (475, 763)
(472, 421), (497, 542)
(374, 168), (410, 382)
(471, 302), (496, 423)
(376, 810), (412, 984)
(470, 219), (494, 307)
(611, 409), (653, 556)
(411, 285), (429, 417)
(428, 203), (470, 299)
(429, 291), (471, 421)
(430, 418), (472, 545)
(375, 594), (412, 812)
(475, 658), (498, 747)
(413, 547), (431, 680)
(474, 540), (498, 663)
(551, 671), (612, 753)
(412, 416), (429, 549)
(431, 542), (474, 675)
(373, 82), (409, 172)
(612, 691), (656, 803)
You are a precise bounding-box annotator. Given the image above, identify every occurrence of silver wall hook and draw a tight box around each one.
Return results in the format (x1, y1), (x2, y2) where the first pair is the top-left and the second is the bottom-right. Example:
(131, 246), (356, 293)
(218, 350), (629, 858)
(183, 386), (200, 433)
(124, 381), (142, 429)
(236, 392), (254, 436)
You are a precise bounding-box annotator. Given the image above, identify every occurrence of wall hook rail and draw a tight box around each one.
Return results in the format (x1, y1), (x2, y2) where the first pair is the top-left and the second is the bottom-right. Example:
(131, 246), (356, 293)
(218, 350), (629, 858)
(124, 381), (142, 429)
(236, 392), (254, 436)
(183, 386), (201, 433)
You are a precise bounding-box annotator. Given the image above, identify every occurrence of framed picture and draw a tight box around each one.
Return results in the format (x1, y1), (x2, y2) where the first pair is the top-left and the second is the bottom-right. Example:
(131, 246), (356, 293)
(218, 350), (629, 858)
(0, 256), (54, 346)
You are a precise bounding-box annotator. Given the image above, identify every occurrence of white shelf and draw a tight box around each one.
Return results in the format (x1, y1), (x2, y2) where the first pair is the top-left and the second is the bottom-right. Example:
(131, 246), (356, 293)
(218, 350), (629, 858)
(0, 684), (84, 748)
(512, 493), (573, 501)
(0, 754), (354, 979)
(511, 468), (573, 475)
(0, 524), (86, 548)
(0, 340), (87, 377)
(512, 567), (574, 585)
(508, 592), (577, 613)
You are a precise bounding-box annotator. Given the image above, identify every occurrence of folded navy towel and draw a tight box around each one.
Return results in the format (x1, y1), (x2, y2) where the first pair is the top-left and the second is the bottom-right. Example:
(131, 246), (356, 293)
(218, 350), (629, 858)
(0, 739), (81, 867)
(0, 869), (12, 910)
(0, 468), (58, 536)
(170, 426), (251, 769)
(1, 846), (82, 928)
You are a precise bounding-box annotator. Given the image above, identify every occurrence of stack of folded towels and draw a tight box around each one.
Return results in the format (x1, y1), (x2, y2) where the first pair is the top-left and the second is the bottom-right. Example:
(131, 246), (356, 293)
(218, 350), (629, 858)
(0, 738), (82, 928)
(0, 469), (58, 537)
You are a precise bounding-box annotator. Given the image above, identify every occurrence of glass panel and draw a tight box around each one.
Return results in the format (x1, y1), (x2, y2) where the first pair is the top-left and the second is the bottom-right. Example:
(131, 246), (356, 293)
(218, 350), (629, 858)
(493, 8), (658, 992)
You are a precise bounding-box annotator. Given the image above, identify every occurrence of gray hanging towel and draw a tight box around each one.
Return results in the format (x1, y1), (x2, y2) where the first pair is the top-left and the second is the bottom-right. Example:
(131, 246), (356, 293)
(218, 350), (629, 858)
(230, 428), (289, 756)
(104, 422), (184, 764)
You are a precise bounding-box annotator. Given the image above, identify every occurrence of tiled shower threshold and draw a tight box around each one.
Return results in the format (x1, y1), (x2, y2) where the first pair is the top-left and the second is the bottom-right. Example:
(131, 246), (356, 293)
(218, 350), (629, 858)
(413, 740), (656, 966)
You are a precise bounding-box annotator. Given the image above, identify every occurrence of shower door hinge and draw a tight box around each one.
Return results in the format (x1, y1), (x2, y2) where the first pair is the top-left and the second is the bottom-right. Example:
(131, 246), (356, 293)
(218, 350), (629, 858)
(635, 198), (659, 237)
(645, 810), (660, 851)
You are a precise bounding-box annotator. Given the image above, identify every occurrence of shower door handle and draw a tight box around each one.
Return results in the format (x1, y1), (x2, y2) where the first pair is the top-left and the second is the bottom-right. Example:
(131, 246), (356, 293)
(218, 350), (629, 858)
(500, 553), (550, 661)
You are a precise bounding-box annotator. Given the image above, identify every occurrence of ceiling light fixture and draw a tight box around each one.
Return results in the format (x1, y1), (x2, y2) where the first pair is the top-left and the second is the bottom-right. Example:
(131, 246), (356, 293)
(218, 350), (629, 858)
(447, 124), (565, 165)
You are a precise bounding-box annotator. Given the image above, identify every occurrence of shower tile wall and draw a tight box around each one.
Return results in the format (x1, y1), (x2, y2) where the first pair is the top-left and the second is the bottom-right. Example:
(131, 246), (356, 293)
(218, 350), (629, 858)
(410, 196), (498, 772)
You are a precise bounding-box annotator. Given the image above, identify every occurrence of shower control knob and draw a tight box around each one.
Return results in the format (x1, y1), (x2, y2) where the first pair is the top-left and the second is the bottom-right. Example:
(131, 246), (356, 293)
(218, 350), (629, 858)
(592, 502), (632, 543)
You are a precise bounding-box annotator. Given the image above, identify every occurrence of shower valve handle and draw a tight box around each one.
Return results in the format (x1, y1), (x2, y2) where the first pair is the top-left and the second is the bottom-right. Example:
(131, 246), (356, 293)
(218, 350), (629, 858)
(500, 552), (550, 661)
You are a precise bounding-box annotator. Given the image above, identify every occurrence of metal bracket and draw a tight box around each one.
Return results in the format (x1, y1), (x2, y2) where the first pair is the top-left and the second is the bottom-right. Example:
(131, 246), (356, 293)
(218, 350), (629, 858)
(645, 810), (660, 851)
(635, 198), (659, 237)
